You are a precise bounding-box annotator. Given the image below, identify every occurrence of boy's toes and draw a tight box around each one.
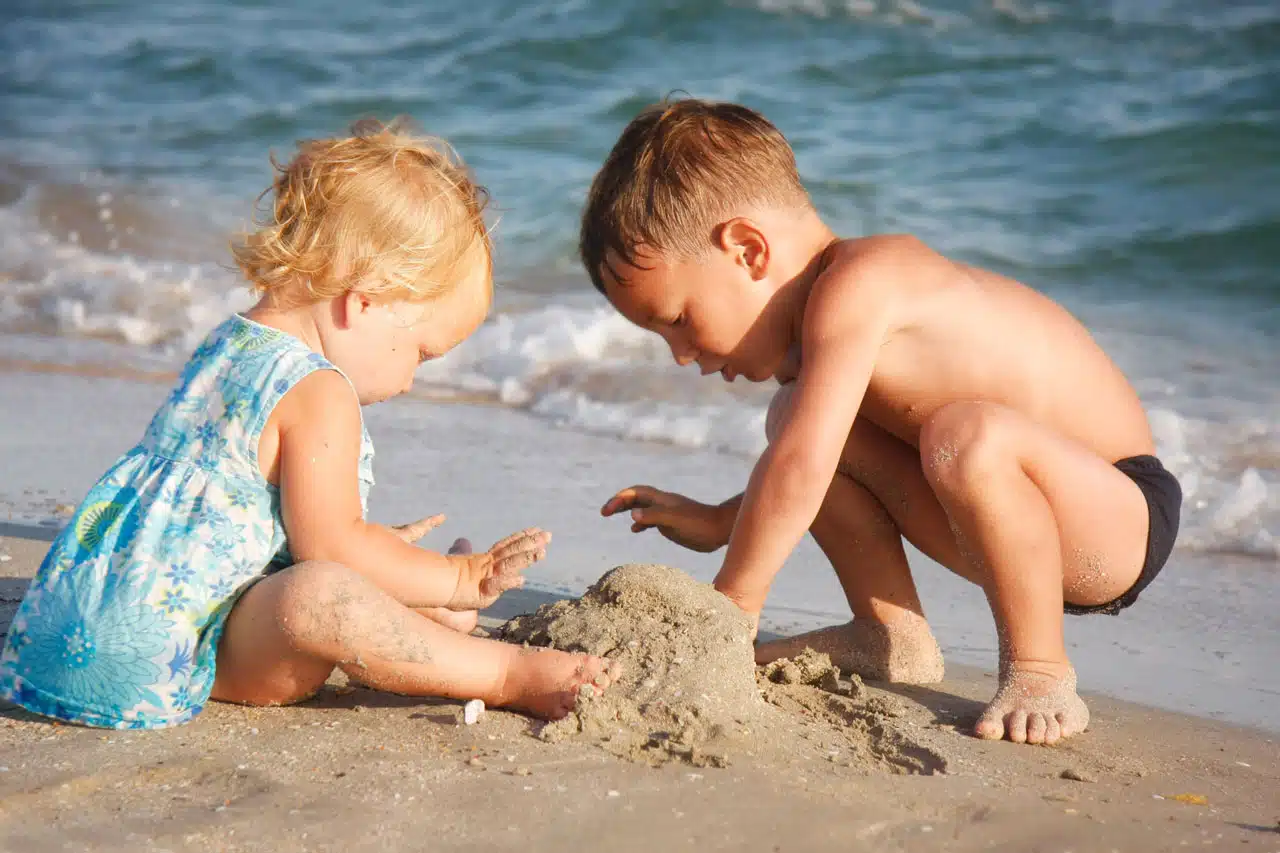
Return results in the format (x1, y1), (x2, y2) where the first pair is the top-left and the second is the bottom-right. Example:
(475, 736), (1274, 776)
(1006, 709), (1029, 744)
(1042, 714), (1062, 746)
(1026, 712), (1049, 745)
(974, 709), (1006, 740)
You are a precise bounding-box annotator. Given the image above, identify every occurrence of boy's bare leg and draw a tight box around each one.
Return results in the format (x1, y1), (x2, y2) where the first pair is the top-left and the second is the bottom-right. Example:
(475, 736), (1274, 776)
(414, 537), (479, 634)
(211, 561), (618, 720)
(921, 401), (1149, 745)
(756, 467), (945, 682)
(755, 386), (964, 683)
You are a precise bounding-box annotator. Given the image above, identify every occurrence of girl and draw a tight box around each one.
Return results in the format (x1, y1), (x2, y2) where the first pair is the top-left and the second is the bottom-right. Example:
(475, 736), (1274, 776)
(0, 119), (617, 729)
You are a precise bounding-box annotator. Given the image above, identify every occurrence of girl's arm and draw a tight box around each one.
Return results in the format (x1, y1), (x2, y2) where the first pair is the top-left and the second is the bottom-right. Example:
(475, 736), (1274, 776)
(271, 370), (538, 609)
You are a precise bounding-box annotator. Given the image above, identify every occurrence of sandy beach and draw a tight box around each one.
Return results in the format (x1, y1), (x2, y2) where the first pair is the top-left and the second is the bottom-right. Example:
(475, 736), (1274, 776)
(1, 532), (1278, 852)
(1, 366), (1278, 852)
(4, 1), (1279, 847)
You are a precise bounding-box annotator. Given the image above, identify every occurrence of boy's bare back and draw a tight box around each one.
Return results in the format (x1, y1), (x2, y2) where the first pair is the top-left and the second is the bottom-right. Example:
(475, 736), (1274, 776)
(821, 235), (1154, 462)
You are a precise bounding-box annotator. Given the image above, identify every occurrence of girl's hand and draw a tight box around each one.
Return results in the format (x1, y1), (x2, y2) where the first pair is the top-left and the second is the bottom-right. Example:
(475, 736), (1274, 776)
(601, 485), (733, 553)
(446, 527), (551, 610)
(391, 514), (446, 543)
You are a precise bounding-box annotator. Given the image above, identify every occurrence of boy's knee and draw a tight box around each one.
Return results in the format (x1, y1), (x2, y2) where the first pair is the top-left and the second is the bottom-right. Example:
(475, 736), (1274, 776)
(765, 382), (796, 444)
(920, 402), (1011, 490)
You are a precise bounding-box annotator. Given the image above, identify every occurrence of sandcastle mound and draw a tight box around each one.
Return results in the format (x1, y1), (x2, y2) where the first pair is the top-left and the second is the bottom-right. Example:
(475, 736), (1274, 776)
(499, 562), (760, 766)
(498, 564), (949, 773)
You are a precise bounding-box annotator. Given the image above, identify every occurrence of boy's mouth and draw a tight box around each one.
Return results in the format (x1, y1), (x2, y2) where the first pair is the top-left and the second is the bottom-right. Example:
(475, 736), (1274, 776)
(697, 360), (736, 382)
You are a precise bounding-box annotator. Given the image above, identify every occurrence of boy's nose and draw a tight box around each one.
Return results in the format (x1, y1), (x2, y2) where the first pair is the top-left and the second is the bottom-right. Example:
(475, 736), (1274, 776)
(670, 346), (697, 367)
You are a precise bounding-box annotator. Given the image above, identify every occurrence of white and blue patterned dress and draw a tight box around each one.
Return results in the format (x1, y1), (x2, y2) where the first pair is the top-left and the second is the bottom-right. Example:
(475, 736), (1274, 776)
(0, 315), (374, 729)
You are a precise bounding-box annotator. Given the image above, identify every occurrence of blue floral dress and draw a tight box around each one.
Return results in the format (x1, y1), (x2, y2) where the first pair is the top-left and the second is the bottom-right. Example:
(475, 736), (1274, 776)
(0, 315), (374, 729)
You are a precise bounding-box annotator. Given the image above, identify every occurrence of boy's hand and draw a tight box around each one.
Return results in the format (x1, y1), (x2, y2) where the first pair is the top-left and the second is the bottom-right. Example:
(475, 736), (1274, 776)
(602, 486), (732, 553)
(446, 527), (551, 610)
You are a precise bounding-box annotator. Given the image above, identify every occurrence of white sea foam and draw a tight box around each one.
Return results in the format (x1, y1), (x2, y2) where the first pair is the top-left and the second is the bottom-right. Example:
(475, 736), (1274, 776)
(0, 200), (1274, 560)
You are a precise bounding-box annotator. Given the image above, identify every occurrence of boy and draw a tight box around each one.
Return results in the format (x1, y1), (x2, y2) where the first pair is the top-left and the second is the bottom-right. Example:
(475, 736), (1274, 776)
(584, 99), (1180, 746)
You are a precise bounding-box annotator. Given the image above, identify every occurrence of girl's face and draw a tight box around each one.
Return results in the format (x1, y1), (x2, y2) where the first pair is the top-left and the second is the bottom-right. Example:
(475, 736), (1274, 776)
(328, 264), (490, 405)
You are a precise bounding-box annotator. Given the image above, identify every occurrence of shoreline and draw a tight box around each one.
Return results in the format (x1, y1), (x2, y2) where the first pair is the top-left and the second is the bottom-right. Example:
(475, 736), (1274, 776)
(1, 359), (1277, 734)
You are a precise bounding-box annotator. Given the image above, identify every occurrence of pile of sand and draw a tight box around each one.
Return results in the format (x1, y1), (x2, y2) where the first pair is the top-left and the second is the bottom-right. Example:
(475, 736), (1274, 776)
(498, 564), (949, 773)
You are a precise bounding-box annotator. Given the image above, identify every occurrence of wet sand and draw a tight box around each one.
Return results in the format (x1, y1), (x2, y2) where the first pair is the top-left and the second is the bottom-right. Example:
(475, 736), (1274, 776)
(1, 532), (1277, 852)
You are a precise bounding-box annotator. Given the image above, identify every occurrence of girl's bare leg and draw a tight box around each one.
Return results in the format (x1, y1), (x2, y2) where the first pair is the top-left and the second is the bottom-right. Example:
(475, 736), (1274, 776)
(211, 561), (617, 720)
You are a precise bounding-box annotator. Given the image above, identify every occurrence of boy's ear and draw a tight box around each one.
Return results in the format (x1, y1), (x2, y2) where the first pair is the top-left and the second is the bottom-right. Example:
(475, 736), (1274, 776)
(718, 218), (769, 281)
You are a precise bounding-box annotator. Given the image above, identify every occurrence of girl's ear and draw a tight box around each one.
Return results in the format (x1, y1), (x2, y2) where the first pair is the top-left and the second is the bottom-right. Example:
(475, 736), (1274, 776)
(334, 289), (376, 330)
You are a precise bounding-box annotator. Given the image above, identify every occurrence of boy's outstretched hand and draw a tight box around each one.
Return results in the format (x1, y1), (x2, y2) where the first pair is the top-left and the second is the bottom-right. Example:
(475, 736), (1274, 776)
(446, 527), (551, 610)
(602, 486), (733, 553)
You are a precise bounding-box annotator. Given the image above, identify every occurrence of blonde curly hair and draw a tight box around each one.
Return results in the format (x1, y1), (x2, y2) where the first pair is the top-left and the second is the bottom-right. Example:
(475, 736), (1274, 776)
(233, 117), (492, 307)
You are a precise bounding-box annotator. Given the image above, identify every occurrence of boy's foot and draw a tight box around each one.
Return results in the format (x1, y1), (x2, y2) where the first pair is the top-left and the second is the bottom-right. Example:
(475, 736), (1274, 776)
(755, 616), (945, 684)
(502, 650), (621, 721)
(975, 662), (1089, 745)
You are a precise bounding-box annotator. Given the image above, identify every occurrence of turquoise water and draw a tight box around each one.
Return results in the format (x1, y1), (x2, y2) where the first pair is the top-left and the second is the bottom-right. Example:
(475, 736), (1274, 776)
(1, 0), (1278, 558)
(4, 0), (1278, 308)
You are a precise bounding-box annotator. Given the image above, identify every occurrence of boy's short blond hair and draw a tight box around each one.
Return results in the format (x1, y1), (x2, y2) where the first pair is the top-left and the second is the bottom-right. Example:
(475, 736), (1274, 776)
(233, 118), (491, 306)
(579, 98), (810, 294)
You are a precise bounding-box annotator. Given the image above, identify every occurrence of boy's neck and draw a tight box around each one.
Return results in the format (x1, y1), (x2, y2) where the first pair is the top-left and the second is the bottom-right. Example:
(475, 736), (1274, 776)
(765, 210), (839, 345)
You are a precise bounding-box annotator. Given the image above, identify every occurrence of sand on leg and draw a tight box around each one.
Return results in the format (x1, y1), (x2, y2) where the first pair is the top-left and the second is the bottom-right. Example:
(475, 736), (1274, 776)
(920, 401), (1150, 745)
(210, 561), (618, 720)
(755, 384), (965, 683)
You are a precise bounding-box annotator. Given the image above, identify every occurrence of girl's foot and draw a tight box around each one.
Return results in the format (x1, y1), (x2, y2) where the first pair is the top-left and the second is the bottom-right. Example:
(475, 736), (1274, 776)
(413, 536), (480, 633)
(500, 650), (621, 720)
(415, 607), (480, 634)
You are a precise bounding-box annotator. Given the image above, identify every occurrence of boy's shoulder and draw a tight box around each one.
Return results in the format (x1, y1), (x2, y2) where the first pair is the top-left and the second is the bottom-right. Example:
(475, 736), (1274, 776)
(825, 233), (942, 276)
(804, 234), (943, 318)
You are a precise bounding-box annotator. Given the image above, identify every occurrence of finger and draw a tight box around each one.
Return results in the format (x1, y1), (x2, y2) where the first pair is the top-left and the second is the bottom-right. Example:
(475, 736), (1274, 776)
(630, 522), (654, 533)
(447, 537), (473, 556)
(395, 514), (446, 542)
(630, 506), (673, 529)
(481, 573), (526, 597)
(489, 529), (551, 561)
(488, 526), (547, 554)
(601, 485), (657, 516)
(401, 512), (448, 532)
(493, 546), (547, 576)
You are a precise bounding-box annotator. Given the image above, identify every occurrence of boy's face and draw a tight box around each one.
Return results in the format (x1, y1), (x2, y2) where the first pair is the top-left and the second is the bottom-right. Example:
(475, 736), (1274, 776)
(600, 242), (790, 384)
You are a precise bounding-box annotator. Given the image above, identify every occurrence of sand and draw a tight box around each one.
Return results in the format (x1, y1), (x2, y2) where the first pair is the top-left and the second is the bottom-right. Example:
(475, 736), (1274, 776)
(1, 364), (1278, 852)
(2, 533), (1279, 851)
(498, 563), (950, 774)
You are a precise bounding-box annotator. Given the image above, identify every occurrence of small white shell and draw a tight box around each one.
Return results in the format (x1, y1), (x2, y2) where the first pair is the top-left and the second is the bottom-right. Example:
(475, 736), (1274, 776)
(463, 699), (485, 725)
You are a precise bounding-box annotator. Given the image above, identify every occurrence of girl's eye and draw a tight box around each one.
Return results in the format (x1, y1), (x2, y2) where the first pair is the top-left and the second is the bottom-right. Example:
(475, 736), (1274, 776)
(671, 314), (686, 328)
